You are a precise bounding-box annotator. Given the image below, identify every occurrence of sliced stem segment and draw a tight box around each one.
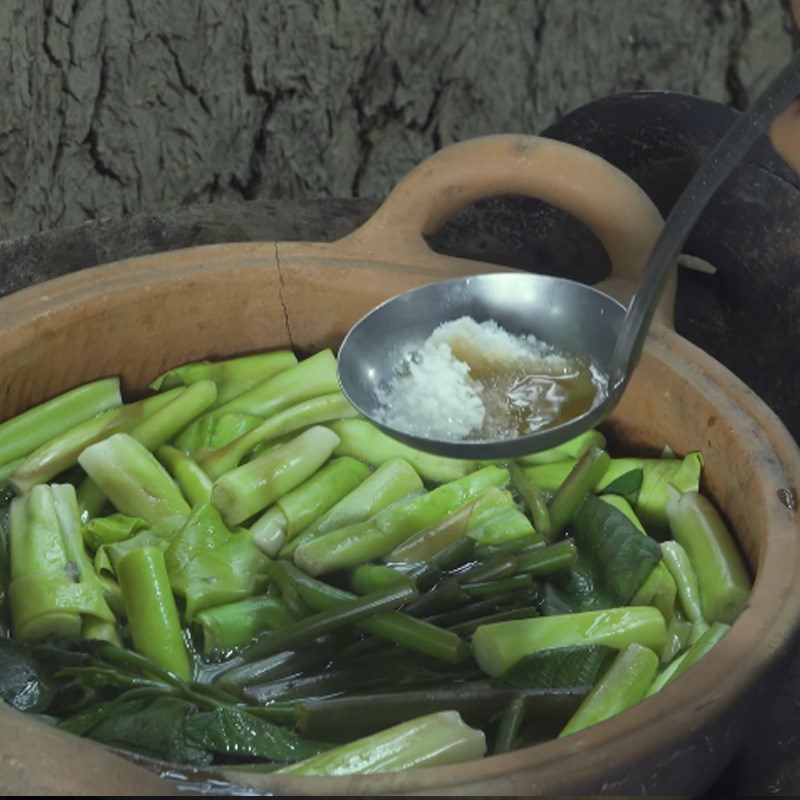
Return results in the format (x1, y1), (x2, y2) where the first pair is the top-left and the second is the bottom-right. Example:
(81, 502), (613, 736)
(331, 418), (477, 483)
(559, 643), (659, 736)
(116, 546), (191, 680)
(10, 390), (180, 493)
(157, 445), (213, 507)
(237, 584), (417, 662)
(211, 349), (339, 419)
(277, 561), (468, 663)
(666, 491), (750, 624)
(0, 378), (121, 465)
(277, 711), (486, 775)
(193, 596), (295, 655)
(473, 607), (667, 677)
(547, 447), (611, 541)
(294, 466), (509, 575)
(199, 392), (358, 479)
(282, 458), (423, 558)
(78, 433), (191, 525)
(211, 426), (340, 526)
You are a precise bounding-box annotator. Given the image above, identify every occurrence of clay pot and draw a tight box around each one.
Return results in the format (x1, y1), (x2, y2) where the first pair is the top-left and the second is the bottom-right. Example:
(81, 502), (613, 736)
(0, 135), (798, 796)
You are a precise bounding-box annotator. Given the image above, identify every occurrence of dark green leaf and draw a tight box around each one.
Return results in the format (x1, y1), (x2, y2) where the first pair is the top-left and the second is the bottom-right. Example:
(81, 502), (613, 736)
(494, 645), (616, 691)
(543, 556), (615, 614)
(54, 665), (167, 692)
(184, 707), (327, 762)
(0, 637), (58, 712)
(600, 469), (644, 498)
(572, 496), (662, 605)
(82, 693), (212, 765)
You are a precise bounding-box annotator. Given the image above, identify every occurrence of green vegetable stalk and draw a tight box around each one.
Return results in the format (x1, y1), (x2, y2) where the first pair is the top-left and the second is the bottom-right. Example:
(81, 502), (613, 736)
(8, 485), (115, 640)
(330, 418), (477, 483)
(211, 426), (340, 527)
(175, 412), (263, 456)
(77, 381), (218, 517)
(10, 389), (180, 494)
(466, 488), (535, 545)
(516, 430), (607, 466)
(149, 350), (298, 407)
(518, 461), (575, 494)
(211, 349), (339, 419)
(277, 711), (486, 775)
(559, 644), (659, 736)
(548, 447), (611, 541)
(510, 462), (551, 539)
(81, 617), (123, 647)
(238, 584), (417, 662)
(493, 696), (525, 754)
(78, 433), (191, 525)
(385, 498), (476, 565)
(599, 452), (703, 529)
(659, 621), (730, 688)
(666, 490), (750, 624)
(282, 458), (423, 558)
(116, 546), (191, 680)
(0, 378), (121, 466)
(249, 457), (369, 557)
(199, 392), (358, 479)
(277, 561), (469, 663)
(473, 607), (667, 677)
(165, 504), (272, 620)
(349, 564), (418, 595)
(193, 596), (295, 655)
(294, 466), (509, 575)
(660, 540), (705, 623)
(157, 445), (213, 507)
(295, 686), (581, 742)
(646, 651), (690, 696)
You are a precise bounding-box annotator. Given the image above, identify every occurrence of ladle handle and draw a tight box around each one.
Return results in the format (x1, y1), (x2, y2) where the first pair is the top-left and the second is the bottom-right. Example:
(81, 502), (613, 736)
(610, 47), (800, 390)
(338, 134), (671, 323)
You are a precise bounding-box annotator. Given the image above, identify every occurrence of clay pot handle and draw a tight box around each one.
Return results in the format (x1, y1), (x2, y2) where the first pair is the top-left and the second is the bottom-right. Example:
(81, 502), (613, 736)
(342, 135), (673, 326)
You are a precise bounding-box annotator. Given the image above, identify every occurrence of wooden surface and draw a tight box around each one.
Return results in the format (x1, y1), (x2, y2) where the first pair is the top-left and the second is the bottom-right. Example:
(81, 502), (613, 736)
(0, 0), (796, 240)
(1, 90), (800, 794)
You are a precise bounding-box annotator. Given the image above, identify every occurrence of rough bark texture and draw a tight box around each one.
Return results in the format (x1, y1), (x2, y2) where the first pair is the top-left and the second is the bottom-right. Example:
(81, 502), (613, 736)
(0, 0), (795, 240)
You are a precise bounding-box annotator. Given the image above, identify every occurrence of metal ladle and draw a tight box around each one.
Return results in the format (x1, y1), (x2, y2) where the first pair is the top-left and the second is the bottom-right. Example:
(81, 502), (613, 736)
(338, 49), (800, 460)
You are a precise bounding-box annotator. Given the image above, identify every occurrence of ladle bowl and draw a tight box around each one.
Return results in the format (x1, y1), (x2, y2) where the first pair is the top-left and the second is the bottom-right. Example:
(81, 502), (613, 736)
(338, 272), (624, 459)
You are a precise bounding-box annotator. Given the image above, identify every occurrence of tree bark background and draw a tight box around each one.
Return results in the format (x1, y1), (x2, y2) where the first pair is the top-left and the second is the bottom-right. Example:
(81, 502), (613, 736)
(0, 0), (796, 240)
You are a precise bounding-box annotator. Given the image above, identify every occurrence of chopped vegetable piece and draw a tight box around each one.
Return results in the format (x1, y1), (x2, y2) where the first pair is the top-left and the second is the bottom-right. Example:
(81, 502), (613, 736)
(660, 540), (705, 623)
(473, 607), (667, 677)
(157, 445), (213, 507)
(666, 491), (750, 624)
(284, 458), (424, 558)
(211, 349), (339, 419)
(10, 390), (180, 494)
(294, 466), (508, 575)
(116, 546), (191, 680)
(211, 426), (340, 527)
(559, 644), (659, 736)
(277, 711), (486, 775)
(199, 393), (358, 479)
(0, 378), (121, 466)
(79, 434), (191, 525)
(194, 596), (295, 655)
(548, 447), (611, 541)
(331, 419), (477, 483)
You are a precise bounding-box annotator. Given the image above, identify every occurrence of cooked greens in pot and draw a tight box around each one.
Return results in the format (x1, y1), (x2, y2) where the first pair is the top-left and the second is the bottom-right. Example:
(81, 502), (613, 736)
(0, 348), (751, 776)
